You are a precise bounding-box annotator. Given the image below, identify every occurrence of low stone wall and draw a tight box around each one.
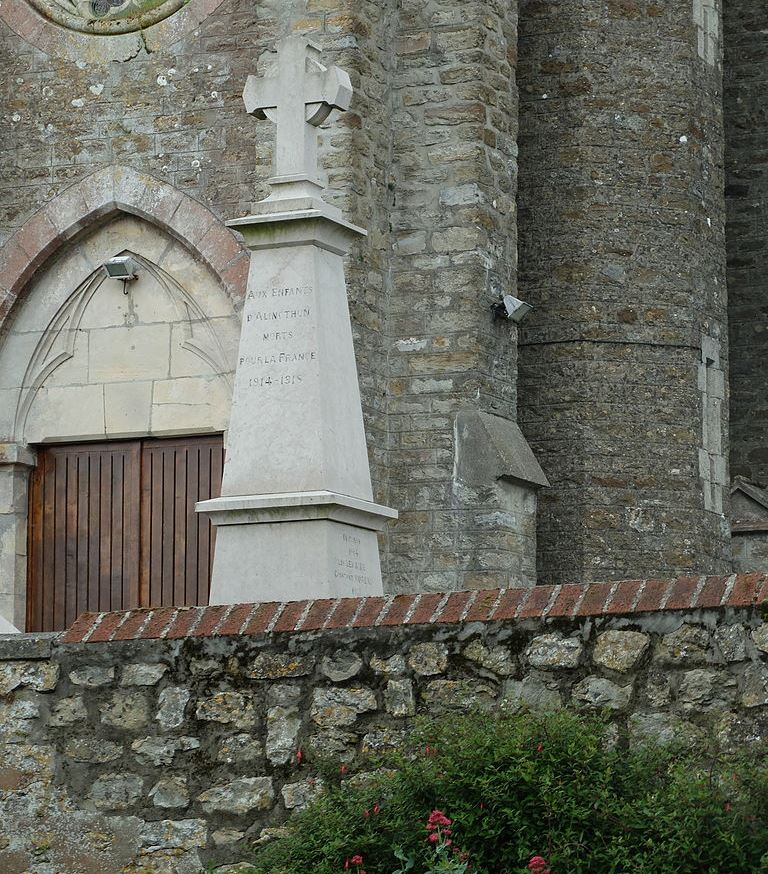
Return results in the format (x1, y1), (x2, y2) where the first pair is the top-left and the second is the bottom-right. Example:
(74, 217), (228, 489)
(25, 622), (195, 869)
(2, 574), (768, 873)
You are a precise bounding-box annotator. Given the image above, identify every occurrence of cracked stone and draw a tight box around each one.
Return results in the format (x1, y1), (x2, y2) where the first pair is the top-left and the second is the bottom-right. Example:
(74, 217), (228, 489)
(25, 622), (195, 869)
(463, 639), (515, 676)
(140, 818), (206, 850)
(502, 675), (562, 712)
(149, 776), (189, 809)
(266, 705), (301, 765)
(63, 737), (122, 763)
(742, 664), (768, 708)
(69, 665), (115, 688)
(156, 687), (191, 730)
(421, 679), (496, 711)
(131, 736), (200, 767)
(48, 696), (87, 726)
(385, 679), (416, 716)
(0, 661), (59, 695)
(656, 625), (710, 665)
(247, 652), (314, 679)
(196, 691), (257, 729)
(281, 777), (324, 810)
(370, 654), (406, 674)
(100, 691), (150, 730)
(121, 663), (168, 687)
(90, 773), (143, 810)
(217, 734), (263, 764)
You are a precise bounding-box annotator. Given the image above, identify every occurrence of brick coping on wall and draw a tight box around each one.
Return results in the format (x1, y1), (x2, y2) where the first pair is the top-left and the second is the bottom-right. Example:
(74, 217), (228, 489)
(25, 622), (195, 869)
(58, 573), (768, 645)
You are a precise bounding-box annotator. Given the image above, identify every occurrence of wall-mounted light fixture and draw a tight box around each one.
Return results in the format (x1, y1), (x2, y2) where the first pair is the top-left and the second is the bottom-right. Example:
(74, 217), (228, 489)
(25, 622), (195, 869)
(102, 256), (139, 281)
(491, 294), (533, 324)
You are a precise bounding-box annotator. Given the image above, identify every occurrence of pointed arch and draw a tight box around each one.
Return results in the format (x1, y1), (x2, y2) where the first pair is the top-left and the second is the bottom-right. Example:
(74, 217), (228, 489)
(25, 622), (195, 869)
(0, 166), (248, 328)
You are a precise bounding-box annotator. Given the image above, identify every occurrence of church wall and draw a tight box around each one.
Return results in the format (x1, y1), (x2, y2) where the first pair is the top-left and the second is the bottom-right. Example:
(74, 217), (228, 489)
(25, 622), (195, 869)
(724, 1), (768, 488)
(1, 573), (767, 871)
(0, 0), (541, 598)
(516, 0), (730, 584)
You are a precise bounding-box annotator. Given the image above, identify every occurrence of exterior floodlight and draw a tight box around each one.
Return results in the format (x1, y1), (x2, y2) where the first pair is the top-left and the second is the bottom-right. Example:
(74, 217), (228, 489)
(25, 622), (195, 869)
(102, 256), (138, 281)
(491, 294), (533, 324)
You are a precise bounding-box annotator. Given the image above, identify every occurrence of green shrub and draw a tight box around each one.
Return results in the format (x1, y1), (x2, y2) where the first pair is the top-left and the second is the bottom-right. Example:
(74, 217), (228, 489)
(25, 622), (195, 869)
(248, 710), (768, 874)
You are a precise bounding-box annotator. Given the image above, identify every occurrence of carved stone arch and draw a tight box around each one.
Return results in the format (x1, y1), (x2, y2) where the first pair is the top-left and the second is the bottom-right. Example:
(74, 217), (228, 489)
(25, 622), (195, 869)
(0, 165), (248, 331)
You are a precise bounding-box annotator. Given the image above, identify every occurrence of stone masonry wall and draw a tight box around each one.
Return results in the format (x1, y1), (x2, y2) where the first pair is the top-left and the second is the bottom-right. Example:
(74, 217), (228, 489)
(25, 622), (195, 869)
(0, 0), (529, 595)
(516, 0), (730, 583)
(724, 1), (768, 487)
(2, 572), (768, 872)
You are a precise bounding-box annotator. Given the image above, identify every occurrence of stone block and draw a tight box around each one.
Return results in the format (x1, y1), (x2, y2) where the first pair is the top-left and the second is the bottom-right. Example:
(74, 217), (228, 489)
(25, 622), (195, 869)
(310, 687), (377, 727)
(89, 324), (171, 383)
(592, 630), (650, 673)
(526, 633), (583, 669)
(198, 777), (274, 815)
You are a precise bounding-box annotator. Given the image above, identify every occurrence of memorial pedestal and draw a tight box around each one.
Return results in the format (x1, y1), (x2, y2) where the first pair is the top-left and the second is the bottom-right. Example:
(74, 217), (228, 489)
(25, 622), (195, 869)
(197, 197), (396, 604)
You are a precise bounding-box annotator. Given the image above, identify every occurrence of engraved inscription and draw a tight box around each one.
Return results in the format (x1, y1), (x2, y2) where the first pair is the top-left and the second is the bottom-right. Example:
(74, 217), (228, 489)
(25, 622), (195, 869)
(240, 286), (319, 392)
(334, 533), (373, 588)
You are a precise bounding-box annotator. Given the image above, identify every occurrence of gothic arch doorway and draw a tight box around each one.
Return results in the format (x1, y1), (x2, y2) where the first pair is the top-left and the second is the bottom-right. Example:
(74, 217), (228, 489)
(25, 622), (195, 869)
(0, 212), (240, 630)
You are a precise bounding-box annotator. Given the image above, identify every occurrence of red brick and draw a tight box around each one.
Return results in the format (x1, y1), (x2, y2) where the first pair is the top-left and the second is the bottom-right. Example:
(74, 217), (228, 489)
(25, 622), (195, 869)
(517, 586), (555, 619)
(165, 607), (206, 639)
(88, 611), (132, 643)
(695, 575), (729, 609)
(575, 582), (613, 616)
(111, 610), (152, 642)
(241, 603), (282, 636)
(464, 589), (502, 622)
(728, 573), (763, 608)
(406, 593), (445, 625)
(272, 601), (309, 633)
(605, 580), (643, 615)
(351, 597), (388, 628)
(546, 584), (586, 618)
(139, 607), (179, 640)
(298, 599), (336, 631)
(662, 575), (702, 611)
(215, 603), (257, 636)
(491, 588), (530, 621)
(634, 578), (673, 613)
(435, 591), (474, 624)
(60, 612), (100, 644)
(324, 598), (363, 630)
(380, 594), (418, 626)
(185, 605), (229, 637)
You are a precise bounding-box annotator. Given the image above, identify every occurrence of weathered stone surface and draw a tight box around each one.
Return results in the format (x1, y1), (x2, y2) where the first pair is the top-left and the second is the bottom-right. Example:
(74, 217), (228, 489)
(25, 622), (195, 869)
(305, 728), (358, 761)
(217, 734), (263, 764)
(656, 625), (710, 665)
(64, 737), (122, 763)
(281, 777), (324, 810)
(741, 664), (768, 708)
(408, 643), (448, 676)
(572, 677), (632, 710)
(421, 679), (496, 711)
(156, 687), (191, 730)
(629, 713), (688, 747)
(90, 773), (143, 810)
(196, 692), (257, 729)
(121, 663), (168, 687)
(526, 633), (583, 669)
(361, 727), (407, 753)
(321, 651), (363, 682)
(149, 776), (190, 809)
(370, 654), (406, 674)
(502, 675), (562, 712)
(212, 829), (246, 846)
(0, 661), (59, 695)
(385, 679), (416, 716)
(463, 639), (516, 676)
(310, 687), (377, 727)
(48, 695), (88, 726)
(70, 665), (115, 688)
(592, 631), (649, 673)
(678, 669), (735, 710)
(752, 625), (768, 655)
(714, 625), (748, 662)
(140, 818), (207, 850)
(131, 736), (200, 767)
(198, 777), (274, 815)
(266, 705), (301, 765)
(100, 691), (150, 730)
(247, 653), (314, 679)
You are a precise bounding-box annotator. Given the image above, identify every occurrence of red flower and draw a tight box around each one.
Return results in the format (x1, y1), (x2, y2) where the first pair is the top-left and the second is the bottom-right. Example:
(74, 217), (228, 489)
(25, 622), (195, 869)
(340, 764), (349, 776)
(363, 809), (369, 819)
(536, 742), (544, 753)
(725, 801), (733, 813)
(295, 748), (303, 765)
(428, 832), (439, 843)
(426, 810), (452, 830)
(528, 856), (551, 874)
(350, 855), (364, 865)
(373, 803), (380, 815)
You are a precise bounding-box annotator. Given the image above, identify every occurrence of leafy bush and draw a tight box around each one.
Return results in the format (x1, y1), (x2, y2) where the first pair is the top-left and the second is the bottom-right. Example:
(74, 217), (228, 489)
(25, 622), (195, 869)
(247, 710), (768, 874)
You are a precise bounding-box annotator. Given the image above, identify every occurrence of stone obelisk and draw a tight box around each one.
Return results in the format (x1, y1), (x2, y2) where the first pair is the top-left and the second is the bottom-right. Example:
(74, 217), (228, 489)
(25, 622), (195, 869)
(197, 36), (396, 604)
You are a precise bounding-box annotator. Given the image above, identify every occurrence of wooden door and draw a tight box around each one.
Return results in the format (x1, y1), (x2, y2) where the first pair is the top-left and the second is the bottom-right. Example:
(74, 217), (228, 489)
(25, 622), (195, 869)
(27, 435), (224, 632)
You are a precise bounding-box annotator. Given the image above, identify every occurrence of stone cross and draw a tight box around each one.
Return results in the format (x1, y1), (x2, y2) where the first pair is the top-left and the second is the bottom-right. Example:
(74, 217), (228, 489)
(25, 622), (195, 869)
(243, 36), (352, 185)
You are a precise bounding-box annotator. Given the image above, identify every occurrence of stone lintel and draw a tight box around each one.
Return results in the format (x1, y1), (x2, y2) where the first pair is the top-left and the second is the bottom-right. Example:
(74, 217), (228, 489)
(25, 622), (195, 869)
(197, 490), (397, 532)
(227, 207), (366, 254)
(0, 442), (37, 468)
